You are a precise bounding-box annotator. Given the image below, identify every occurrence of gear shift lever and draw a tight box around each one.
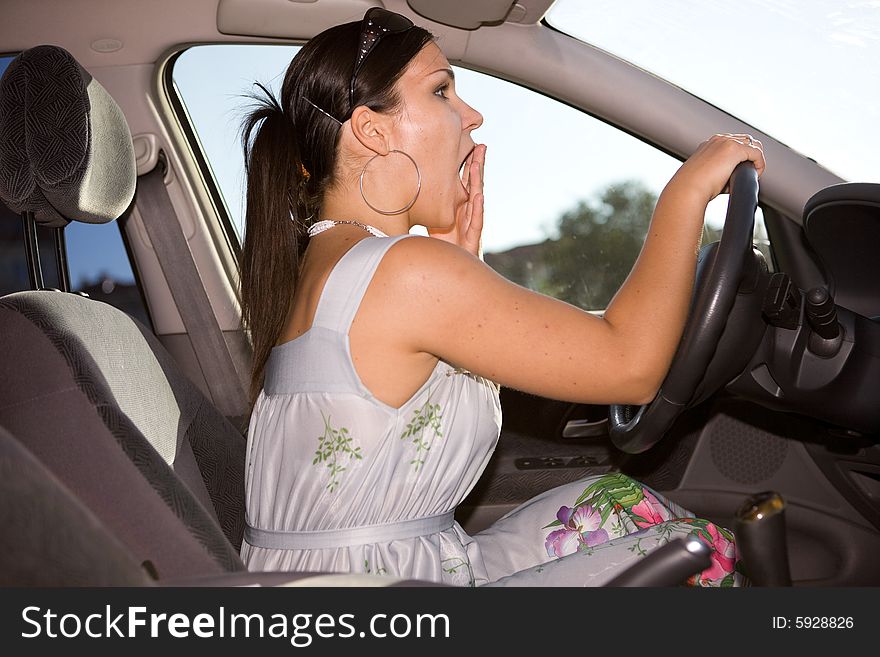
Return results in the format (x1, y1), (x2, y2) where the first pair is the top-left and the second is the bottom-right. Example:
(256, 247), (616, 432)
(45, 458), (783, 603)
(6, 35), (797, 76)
(735, 491), (792, 586)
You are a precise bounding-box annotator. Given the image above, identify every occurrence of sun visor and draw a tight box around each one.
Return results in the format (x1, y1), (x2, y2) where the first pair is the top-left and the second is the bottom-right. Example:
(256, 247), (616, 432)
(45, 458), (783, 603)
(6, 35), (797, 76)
(407, 0), (517, 29)
(217, 0), (382, 39)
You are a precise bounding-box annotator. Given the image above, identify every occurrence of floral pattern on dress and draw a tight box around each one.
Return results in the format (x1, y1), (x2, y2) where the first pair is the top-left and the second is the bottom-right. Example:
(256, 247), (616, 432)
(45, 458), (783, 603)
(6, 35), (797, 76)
(677, 518), (742, 587)
(545, 503), (609, 557)
(400, 394), (443, 470)
(312, 411), (363, 493)
(542, 473), (746, 587)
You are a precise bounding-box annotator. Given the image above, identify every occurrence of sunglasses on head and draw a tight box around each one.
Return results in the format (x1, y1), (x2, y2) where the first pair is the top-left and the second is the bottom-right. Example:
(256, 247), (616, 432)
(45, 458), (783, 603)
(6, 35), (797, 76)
(348, 8), (414, 112)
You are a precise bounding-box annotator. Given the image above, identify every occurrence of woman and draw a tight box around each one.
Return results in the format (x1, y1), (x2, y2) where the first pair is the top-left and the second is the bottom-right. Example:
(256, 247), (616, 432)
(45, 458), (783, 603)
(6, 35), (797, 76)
(239, 8), (765, 586)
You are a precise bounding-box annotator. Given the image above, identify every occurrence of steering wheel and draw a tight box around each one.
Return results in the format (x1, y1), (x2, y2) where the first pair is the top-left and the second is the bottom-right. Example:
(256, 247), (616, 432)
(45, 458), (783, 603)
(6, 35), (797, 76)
(609, 162), (760, 453)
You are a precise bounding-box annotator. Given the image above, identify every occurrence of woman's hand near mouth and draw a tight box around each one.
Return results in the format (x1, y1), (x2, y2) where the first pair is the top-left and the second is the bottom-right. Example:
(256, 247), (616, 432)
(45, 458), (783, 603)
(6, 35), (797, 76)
(428, 143), (486, 258)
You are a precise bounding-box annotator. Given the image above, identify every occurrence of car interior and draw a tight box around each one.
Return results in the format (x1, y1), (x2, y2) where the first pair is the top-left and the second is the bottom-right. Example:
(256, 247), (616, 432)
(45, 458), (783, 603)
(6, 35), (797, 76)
(1, 0), (878, 587)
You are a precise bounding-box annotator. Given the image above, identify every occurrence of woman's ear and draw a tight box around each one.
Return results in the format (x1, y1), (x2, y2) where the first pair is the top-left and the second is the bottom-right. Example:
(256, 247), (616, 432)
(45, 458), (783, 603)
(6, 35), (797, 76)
(350, 106), (392, 156)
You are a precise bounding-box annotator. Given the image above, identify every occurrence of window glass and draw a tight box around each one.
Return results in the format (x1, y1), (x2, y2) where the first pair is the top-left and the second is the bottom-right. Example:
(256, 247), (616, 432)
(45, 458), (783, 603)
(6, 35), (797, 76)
(66, 219), (153, 329)
(173, 45), (302, 244)
(546, 0), (879, 184)
(0, 54), (12, 78)
(0, 198), (153, 329)
(172, 44), (772, 311)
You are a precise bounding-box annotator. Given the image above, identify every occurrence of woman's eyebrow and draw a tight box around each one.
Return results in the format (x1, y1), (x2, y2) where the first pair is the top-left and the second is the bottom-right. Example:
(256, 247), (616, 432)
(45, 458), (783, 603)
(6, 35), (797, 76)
(429, 67), (455, 81)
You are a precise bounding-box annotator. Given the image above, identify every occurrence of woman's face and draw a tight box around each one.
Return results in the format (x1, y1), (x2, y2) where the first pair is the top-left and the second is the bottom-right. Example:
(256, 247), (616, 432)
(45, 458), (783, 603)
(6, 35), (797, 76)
(386, 42), (483, 230)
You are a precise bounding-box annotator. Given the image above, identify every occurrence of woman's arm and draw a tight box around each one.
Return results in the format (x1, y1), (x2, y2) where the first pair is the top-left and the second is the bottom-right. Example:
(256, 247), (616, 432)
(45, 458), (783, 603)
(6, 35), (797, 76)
(387, 135), (765, 405)
(602, 134), (766, 400)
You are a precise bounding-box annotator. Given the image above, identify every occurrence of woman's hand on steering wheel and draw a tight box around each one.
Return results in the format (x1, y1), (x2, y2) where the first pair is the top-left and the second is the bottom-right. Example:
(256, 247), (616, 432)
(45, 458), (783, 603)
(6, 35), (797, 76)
(609, 133), (767, 454)
(428, 143), (486, 258)
(672, 134), (766, 204)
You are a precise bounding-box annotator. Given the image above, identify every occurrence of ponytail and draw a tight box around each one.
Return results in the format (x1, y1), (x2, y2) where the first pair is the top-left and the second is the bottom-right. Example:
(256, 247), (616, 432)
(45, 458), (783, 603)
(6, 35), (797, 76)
(238, 22), (435, 409)
(240, 84), (310, 407)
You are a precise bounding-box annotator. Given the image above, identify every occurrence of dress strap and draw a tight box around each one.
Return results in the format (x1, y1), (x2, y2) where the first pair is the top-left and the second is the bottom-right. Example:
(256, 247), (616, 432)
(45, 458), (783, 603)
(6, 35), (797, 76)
(245, 510), (455, 550)
(312, 234), (415, 335)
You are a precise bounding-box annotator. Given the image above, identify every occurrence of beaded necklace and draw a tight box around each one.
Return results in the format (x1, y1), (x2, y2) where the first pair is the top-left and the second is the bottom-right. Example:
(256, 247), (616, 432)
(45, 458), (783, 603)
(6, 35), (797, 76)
(307, 219), (388, 238)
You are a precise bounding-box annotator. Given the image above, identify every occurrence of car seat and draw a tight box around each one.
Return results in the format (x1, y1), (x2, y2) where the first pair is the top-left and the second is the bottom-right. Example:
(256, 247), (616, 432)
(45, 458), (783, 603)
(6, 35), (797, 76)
(0, 44), (247, 581)
(0, 423), (154, 586)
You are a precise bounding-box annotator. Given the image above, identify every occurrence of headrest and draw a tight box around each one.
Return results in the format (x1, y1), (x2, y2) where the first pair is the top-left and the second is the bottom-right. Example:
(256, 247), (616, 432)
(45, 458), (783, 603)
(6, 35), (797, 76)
(0, 45), (135, 228)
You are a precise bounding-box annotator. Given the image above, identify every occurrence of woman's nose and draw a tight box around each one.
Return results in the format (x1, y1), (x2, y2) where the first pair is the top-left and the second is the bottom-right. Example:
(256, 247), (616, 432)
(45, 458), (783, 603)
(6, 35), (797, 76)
(462, 101), (483, 132)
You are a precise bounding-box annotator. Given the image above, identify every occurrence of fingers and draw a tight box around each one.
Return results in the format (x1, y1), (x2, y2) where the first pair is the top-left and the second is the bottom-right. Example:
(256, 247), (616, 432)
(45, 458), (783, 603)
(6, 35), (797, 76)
(444, 144), (486, 257)
(466, 193), (484, 258)
(678, 133), (768, 203)
(457, 149), (485, 257)
(461, 144), (485, 188)
(461, 150), (474, 191)
(458, 191), (483, 258)
(473, 143), (486, 185)
(461, 163), (480, 247)
(739, 136), (765, 178)
(470, 158), (482, 196)
(748, 139), (766, 179)
(718, 133), (766, 177)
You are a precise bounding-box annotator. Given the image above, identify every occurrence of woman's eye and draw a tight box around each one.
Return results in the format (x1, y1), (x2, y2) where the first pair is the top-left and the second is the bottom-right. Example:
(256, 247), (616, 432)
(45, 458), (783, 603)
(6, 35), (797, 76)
(434, 84), (449, 98)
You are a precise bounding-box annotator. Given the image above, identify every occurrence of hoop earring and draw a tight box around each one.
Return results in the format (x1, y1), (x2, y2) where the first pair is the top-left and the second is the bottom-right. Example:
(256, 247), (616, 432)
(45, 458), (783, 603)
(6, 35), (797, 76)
(359, 149), (421, 215)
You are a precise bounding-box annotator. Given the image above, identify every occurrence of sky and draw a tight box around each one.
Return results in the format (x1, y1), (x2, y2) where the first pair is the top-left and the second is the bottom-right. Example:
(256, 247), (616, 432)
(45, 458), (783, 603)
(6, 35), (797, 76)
(547, 0), (880, 186)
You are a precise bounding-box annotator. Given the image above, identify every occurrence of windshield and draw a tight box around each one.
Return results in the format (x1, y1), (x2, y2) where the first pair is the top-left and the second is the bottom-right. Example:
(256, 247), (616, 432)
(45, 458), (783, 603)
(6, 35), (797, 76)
(546, 0), (879, 183)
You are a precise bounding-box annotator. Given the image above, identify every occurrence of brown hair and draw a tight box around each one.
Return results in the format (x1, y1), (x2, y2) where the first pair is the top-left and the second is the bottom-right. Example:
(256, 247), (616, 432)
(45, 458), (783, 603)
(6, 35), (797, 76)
(239, 19), (433, 406)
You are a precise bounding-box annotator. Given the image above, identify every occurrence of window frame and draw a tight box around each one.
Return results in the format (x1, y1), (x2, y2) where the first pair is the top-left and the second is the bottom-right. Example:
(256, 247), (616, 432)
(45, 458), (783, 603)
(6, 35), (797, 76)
(162, 47), (243, 263)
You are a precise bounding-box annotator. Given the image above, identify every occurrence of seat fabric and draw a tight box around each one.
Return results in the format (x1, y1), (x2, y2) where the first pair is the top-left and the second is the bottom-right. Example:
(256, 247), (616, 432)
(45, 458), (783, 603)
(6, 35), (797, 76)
(0, 291), (247, 578)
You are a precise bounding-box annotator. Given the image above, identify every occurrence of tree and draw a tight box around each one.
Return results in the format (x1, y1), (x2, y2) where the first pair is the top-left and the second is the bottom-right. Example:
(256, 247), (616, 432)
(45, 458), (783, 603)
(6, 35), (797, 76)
(485, 180), (658, 311)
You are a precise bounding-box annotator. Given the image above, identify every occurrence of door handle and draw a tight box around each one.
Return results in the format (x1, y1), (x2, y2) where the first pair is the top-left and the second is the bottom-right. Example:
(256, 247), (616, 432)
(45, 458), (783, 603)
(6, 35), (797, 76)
(562, 418), (609, 438)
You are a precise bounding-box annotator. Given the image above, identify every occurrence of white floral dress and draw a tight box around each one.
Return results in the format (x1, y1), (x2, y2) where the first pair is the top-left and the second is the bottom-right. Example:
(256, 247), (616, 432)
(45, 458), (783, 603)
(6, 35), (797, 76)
(241, 235), (744, 587)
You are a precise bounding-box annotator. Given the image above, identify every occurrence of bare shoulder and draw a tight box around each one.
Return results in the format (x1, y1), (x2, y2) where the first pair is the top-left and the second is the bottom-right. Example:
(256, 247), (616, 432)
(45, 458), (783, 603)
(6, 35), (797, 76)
(370, 233), (519, 349)
(377, 235), (502, 301)
(382, 234), (488, 275)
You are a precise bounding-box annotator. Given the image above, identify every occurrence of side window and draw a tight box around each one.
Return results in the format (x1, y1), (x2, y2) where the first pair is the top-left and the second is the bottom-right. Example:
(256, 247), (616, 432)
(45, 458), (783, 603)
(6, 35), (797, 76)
(452, 67), (773, 310)
(455, 67), (682, 310)
(172, 45), (303, 244)
(0, 199), (153, 330)
(171, 45), (773, 311)
(66, 219), (153, 329)
(0, 54), (151, 327)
